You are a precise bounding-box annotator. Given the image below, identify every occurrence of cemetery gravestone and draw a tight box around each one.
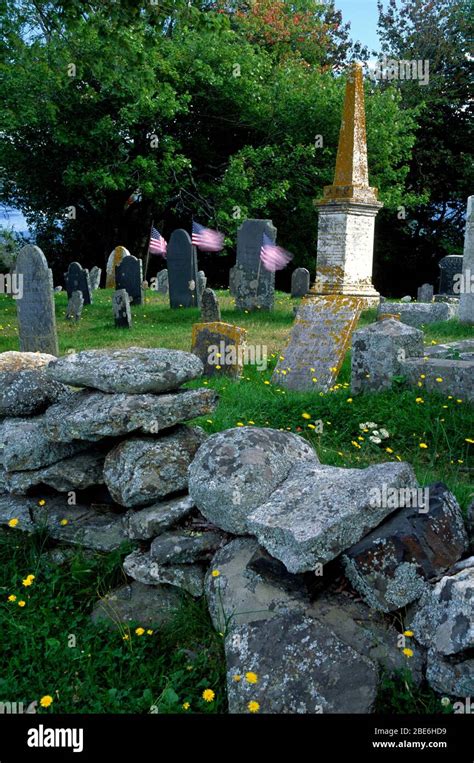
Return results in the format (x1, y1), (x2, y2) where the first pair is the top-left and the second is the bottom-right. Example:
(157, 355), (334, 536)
(197, 271), (207, 300)
(167, 229), (199, 308)
(66, 291), (84, 322)
(417, 284), (433, 303)
(89, 267), (102, 291)
(106, 246), (130, 289)
(191, 322), (247, 378)
(271, 295), (364, 392)
(291, 268), (310, 298)
(438, 255), (463, 296)
(113, 289), (132, 329)
(66, 262), (92, 305)
(115, 254), (144, 306)
(228, 266), (237, 297)
(155, 270), (168, 294)
(15, 245), (59, 356)
(201, 288), (221, 323)
(459, 196), (474, 325)
(234, 220), (276, 311)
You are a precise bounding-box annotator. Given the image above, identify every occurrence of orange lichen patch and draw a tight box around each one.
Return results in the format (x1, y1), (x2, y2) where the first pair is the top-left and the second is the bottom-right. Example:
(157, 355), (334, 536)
(191, 321), (247, 378)
(105, 246), (127, 288)
(377, 313), (401, 321)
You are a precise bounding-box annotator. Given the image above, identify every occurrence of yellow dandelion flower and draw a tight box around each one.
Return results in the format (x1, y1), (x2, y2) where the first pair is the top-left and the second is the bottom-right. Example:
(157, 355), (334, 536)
(245, 672), (258, 684)
(182, 702), (190, 710)
(346, 398), (353, 403)
(337, 451), (344, 457)
(312, 377), (318, 383)
(385, 447), (394, 454)
(419, 443), (428, 449)
(435, 377), (443, 383)
(263, 380), (270, 385)
(215, 365), (221, 370)
(146, 629), (153, 635)
(402, 648), (414, 658)
(403, 630), (414, 637)
(7, 595), (16, 602)
(330, 366), (337, 373)
(417, 382), (423, 387)
(301, 412), (311, 420)
(248, 420), (255, 425)
(202, 689), (215, 703)
(206, 419), (213, 424)
(22, 575), (35, 587)
(420, 374), (426, 379)
(135, 627), (145, 636)
(122, 634), (129, 641)
(40, 695), (53, 708)
(415, 398), (424, 404)
(18, 600), (26, 607)
(8, 518), (18, 528)
(456, 399), (462, 403)
(465, 438), (474, 444)
(248, 701), (260, 713)
(211, 570), (220, 578)
(236, 422), (244, 427)
(38, 499), (46, 507)
(59, 519), (68, 526)
(232, 674), (241, 682)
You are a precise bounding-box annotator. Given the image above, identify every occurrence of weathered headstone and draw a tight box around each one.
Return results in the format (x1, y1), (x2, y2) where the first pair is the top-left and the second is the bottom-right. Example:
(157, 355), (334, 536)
(400, 295), (412, 302)
(197, 270), (207, 301)
(167, 229), (199, 308)
(291, 268), (310, 298)
(229, 266), (237, 296)
(155, 270), (168, 294)
(200, 288), (221, 323)
(191, 322), (247, 378)
(115, 254), (143, 305)
(15, 245), (59, 356)
(438, 255), (463, 295)
(66, 291), (84, 322)
(459, 196), (474, 325)
(271, 295), (363, 391)
(65, 262), (92, 305)
(105, 246), (130, 289)
(234, 219), (276, 311)
(417, 283), (434, 303)
(112, 289), (132, 329)
(89, 266), (102, 291)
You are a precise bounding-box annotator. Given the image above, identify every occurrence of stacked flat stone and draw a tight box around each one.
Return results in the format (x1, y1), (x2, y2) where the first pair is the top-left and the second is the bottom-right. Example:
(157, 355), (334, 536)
(0, 348), (219, 588)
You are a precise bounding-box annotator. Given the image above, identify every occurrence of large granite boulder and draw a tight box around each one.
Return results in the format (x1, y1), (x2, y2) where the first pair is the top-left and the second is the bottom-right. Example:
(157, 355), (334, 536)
(46, 347), (204, 393)
(43, 388), (218, 442)
(247, 461), (418, 573)
(0, 417), (89, 472)
(125, 495), (195, 540)
(91, 581), (183, 629)
(0, 371), (71, 418)
(342, 483), (468, 612)
(188, 427), (319, 534)
(4, 450), (105, 494)
(104, 426), (207, 507)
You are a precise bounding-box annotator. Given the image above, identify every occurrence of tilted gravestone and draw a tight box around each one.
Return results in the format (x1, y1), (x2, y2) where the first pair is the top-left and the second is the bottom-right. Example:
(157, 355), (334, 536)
(89, 266), (102, 291)
(66, 291), (84, 322)
(201, 288), (221, 323)
(115, 254), (143, 306)
(191, 321), (247, 378)
(106, 246), (130, 288)
(417, 283), (433, 303)
(167, 229), (199, 308)
(234, 220), (276, 311)
(459, 196), (474, 325)
(271, 295), (364, 392)
(291, 268), (310, 298)
(155, 270), (168, 294)
(65, 262), (92, 305)
(15, 245), (59, 356)
(438, 255), (463, 295)
(113, 289), (132, 328)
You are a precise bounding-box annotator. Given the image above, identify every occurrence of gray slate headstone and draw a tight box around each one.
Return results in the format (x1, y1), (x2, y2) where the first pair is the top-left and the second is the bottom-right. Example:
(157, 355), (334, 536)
(291, 268), (310, 298)
(15, 245), (59, 356)
(459, 196), (474, 325)
(200, 288), (221, 323)
(417, 283), (434, 303)
(197, 270), (207, 302)
(89, 266), (102, 291)
(229, 266), (237, 296)
(115, 254), (143, 305)
(66, 290), (84, 322)
(234, 220), (276, 311)
(113, 289), (132, 328)
(167, 229), (199, 308)
(65, 262), (92, 305)
(155, 270), (168, 294)
(438, 255), (463, 295)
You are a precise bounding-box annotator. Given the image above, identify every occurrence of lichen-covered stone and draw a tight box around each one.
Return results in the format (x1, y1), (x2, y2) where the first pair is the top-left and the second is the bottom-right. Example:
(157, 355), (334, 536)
(91, 581), (183, 629)
(247, 461), (418, 573)
(150, 529), (226, 564)
(0, 417), (89, 472)
(0, 371), (71, 418)
(5, 450), (105, 494)
(200, 288), (221, 323)
(188, 427), (319, 534)
(125, 495), (195, 540)
(46, 347), (204, 393)
(191, 322), (247, 378)
(104, 426), (207, 508)
(412, 567), (473, 656)
(376, 301), (457, 327)
(403, 357), (474, 403)
(342, 483), (468, 612)
(123, 549), (204, 597)
(0, 351), (56, 372)
(425, 651), (474, 697)
(351, 319), (423, 394)
(224, 612), (378, 713)
(43, 388), (217, 442)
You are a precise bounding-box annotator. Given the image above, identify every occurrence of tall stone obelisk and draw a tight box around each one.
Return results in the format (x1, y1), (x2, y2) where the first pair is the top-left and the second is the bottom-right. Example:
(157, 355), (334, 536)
(313, 63), (382, 307)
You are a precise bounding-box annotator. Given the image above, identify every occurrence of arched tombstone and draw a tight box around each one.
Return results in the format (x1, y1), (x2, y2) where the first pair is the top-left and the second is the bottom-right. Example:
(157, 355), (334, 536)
(167, 229), (199, 308)
(15, 245), (59, 356)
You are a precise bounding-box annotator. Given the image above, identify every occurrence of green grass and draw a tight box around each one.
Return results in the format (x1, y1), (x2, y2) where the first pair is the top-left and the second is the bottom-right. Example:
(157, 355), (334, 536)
(0, 289), (473, 713)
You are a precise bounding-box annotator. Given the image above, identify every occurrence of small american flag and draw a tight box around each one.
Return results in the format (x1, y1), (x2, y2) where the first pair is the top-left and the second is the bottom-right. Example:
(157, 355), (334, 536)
(260, 233), (293, 272)
(191, 221), (224, 252)
(149, 226), (167, 256)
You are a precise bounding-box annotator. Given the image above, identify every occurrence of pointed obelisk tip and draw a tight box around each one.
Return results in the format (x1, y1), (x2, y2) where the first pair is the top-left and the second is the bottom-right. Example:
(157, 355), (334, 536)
(318, 62), (380, 205)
